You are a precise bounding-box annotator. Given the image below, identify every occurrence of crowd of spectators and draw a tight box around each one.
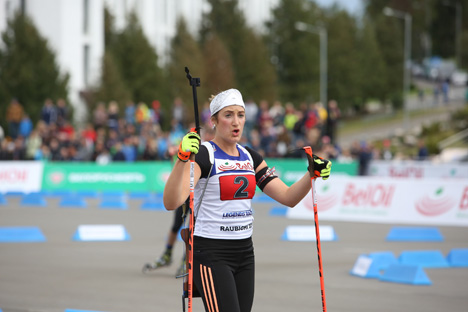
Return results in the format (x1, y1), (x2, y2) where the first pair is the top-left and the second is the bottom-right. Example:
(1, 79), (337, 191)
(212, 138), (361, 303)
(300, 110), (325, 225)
(1, 95), (387, 174)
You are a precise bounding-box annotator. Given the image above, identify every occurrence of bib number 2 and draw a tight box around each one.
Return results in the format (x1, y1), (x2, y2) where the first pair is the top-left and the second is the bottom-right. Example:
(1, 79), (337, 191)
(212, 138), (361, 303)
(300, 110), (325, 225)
(219, 175), (256, 201)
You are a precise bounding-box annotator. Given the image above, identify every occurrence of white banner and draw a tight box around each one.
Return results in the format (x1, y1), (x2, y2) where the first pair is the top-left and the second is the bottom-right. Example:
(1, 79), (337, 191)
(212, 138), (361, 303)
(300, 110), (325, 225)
(369, 160), (468, 179)
(0, 161), (44, 193)
(288, 176), (468, 226)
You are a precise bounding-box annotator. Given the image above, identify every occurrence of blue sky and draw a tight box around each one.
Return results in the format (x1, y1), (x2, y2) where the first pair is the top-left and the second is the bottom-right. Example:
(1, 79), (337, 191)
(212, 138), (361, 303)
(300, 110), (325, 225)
(315, 0), (364, 15)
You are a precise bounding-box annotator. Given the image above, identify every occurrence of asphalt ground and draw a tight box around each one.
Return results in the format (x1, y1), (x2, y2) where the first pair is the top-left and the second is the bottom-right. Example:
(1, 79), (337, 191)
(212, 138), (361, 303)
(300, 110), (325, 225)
(1, 196), (468, 312)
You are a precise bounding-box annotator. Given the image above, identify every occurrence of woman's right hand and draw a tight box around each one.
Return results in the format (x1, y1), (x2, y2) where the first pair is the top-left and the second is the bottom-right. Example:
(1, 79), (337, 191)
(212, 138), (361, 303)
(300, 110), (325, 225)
(177, 129), (200, 162)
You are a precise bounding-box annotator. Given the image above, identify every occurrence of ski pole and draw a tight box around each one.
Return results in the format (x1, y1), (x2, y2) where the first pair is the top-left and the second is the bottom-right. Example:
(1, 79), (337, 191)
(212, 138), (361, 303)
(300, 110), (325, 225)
(184, 67), (200, 312)
(303, 146), (327, 312)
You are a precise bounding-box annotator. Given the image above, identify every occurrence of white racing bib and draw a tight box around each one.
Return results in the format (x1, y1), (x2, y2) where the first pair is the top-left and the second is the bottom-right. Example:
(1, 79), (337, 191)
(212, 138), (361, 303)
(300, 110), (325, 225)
(194, 142), (256, 239)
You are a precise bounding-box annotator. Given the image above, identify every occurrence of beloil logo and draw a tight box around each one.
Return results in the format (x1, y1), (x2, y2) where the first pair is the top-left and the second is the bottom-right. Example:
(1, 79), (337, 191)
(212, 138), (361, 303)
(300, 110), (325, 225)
(342, 183), (395, 207)
(415, 186), (455, 216)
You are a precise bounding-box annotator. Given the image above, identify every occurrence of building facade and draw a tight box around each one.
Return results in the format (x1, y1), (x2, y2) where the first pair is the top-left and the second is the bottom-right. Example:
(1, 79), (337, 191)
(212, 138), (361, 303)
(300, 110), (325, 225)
(0, 0), (278, 122)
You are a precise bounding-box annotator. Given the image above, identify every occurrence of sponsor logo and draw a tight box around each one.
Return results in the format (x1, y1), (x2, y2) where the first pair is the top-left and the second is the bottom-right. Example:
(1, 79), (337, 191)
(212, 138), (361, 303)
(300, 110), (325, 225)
(342, 183), (395, 207)
(220, 223), (253, 232)
(415, 187), (455, 216)
(217, 160), (253, 172)
(49, 171), (65, 185)
(389, 166), (424, 178)
(304, 185), (337, 212)
(218, 161), (237, 171)
(222, 210), (253, 218)
(68, 172), (145, 183)
(460, 187), (468, 211)
(0, 169), (28, 183)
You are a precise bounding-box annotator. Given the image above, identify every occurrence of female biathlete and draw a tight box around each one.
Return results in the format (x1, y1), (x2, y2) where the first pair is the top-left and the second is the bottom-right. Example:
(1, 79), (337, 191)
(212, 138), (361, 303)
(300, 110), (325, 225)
(163, 89), (332, 312)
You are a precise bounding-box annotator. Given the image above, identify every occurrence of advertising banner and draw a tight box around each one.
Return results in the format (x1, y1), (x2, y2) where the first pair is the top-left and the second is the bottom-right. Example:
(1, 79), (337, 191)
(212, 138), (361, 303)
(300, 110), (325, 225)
(42, 162), (172, 192)
(288, 176), (468, 226)
(41, 160), (357, 192)
(369, 160), (468, 179)
(0, 161), (43, 193)
(269, 159), (357, 186)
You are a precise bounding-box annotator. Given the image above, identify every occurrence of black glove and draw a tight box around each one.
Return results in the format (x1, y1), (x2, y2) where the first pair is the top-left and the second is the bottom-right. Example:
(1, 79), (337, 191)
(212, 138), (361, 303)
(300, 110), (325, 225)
(306, 153), (332, 180)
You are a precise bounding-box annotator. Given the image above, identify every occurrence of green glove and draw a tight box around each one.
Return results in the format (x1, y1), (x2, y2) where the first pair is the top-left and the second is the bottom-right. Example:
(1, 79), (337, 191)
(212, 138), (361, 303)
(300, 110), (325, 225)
(307, 154), (332, 180)
(177, 130), (200, 162)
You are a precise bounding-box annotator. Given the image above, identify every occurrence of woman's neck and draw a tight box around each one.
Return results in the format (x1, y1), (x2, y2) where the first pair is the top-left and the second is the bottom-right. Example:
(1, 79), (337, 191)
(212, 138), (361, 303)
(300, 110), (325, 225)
(212, 138), (239, 156)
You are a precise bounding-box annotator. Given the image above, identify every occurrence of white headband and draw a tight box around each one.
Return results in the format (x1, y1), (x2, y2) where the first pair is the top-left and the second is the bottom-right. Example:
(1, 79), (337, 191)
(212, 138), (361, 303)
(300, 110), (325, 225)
(210, 89), (245, 116)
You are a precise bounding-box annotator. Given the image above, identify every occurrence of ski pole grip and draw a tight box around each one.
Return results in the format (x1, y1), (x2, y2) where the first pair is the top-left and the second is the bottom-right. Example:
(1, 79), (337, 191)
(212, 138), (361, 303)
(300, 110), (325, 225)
(303, 146), (315, 179)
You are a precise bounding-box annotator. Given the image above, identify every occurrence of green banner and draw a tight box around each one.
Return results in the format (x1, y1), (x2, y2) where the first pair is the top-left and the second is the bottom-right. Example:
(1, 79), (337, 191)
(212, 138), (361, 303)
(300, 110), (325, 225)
(41, 160), (357, 192)
(265, 158), (357, 186)
(42, 162), (172, 192)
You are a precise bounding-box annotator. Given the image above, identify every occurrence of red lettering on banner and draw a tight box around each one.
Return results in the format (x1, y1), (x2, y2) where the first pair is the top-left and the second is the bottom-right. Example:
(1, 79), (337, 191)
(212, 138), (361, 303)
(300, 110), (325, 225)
(342, 183), (395, 207)
(460, 187), (468, 210)
(389, 167), (423, 178)
(0, 169), (28, 183)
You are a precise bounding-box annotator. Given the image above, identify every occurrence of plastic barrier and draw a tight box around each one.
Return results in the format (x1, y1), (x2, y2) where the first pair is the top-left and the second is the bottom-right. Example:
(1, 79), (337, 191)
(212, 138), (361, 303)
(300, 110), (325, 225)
(398, 250), (449, 268)
(379, 264), (432, 285)
(386, 227), (444, 241)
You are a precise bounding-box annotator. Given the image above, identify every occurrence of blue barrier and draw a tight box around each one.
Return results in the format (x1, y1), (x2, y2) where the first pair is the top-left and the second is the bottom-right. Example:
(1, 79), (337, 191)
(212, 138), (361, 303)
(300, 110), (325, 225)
(75, 190), (99, 198)
(269, 206), (287, 216)
(129, 191), (153, 199)
(20, 194), (47, 207)
(140, 199), (165, 210)
(101, 190), (126, 198)
(350, 251), (398, 278)
(47, 190), (73, 197)
(252, 195), (275, 203)
(386, 227), (444, 242)
(399, 250), (449, 268)
(447, 248), (468, 267)
(60, 196), (87, 208)
(4, 191), (25, 196)
(99, 199), (128, 210)
(0, 226), (46, 242)
(379, 264), (432, 285)
(0, 194), (6, 205)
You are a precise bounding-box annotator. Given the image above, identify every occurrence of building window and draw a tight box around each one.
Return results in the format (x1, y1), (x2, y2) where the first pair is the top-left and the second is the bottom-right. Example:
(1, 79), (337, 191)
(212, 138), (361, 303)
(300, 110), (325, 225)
(83, 44), (90, 86)
(83, 0), (89, 34)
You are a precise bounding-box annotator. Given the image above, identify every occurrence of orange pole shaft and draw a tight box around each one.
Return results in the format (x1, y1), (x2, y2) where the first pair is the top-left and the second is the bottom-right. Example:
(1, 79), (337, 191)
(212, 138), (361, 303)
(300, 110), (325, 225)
(311, 177), (327, 312)
(187, 160), (195, 312)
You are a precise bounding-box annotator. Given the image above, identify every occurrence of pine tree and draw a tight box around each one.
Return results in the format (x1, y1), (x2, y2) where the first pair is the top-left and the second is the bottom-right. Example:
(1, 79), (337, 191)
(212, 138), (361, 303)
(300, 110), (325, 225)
(0, 11), (69, 127)
(167, 17), (207, 116)
(374, 14), (405, 108)
(109, 11), (166, 108)
(236, 29), (278, 103)
(266, 0), (322, 104)
(200, 0), (277, 102)
(325, 8), (361, 111)
(357, 17), (388, 105)
(94, 51), (132, 112)
(202, 33), (235, 96)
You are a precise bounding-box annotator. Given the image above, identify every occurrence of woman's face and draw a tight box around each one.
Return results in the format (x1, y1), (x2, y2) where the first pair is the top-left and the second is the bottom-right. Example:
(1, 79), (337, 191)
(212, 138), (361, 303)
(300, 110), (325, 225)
(212, 105), (246, 144)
